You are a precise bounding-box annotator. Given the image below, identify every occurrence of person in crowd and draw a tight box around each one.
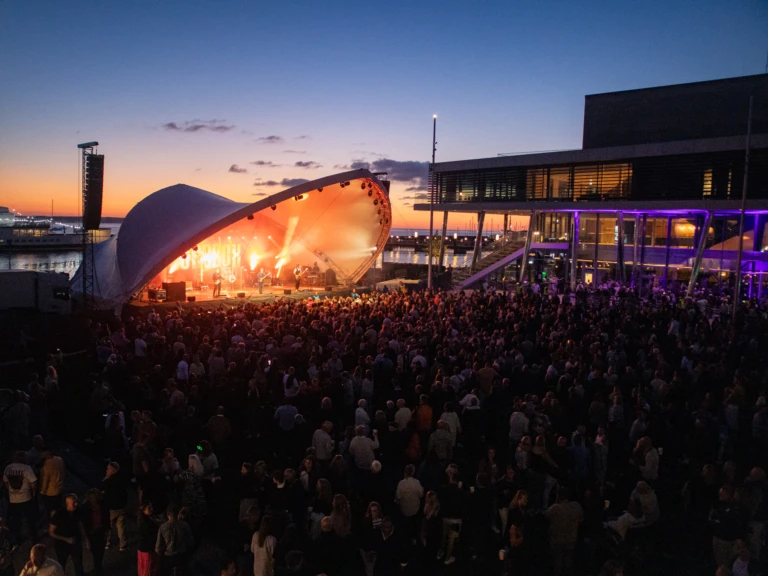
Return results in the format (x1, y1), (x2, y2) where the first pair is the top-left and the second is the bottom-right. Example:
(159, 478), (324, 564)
(8, 282), (768, 576)
(2, 451), (37, 544)
(81, 488), (109, 576)
(49, 494), (86, 576)
(156, 505), (193, 576)
(137, 501), (159, 576)
(39, 447), (65, 519)
(20, 543), (64, 576)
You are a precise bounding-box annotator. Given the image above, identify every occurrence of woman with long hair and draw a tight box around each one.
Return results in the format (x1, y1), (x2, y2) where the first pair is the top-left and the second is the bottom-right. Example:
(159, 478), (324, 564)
(503, 491), (531, 576)
(250, 515), (276, 576)
(176, 455), (207, 523)
(331, 494), (351, 538)
(421, 490), (442, 564)
(81, 488), (109, 576)
(359, 501), (383, 575)
(136, 501), (159, 576)
(326, 454), (348, 495)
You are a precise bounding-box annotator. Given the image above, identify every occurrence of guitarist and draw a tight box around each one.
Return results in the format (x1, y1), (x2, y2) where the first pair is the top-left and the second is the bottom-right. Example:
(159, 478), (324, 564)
(293, 265), (305, 291)
(212, 269), (222, 297)
(256, 268), (271, 295)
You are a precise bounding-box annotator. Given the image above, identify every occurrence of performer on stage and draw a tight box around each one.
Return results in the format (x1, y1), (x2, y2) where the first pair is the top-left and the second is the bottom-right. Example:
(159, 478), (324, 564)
(293, 265), (304, 291)
(256, 268), (271, 294)
(213, 269), (222, 297)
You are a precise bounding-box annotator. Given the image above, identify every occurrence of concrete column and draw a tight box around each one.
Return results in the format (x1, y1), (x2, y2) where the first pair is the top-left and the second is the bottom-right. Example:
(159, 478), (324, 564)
(662, 216), (672, 287)
(686, 211), (713, 298)
(617, 212), (625, 284)
(638, 215), (647, 297)
(570, 211), (580, 291)
(593, 214), (600, 285)
(631, 215), (640, 288)
(503, 213), (509, 235)
(518, 210), (536, 282)
(438, 211), (449, 271)
(471, 211), (486, 271)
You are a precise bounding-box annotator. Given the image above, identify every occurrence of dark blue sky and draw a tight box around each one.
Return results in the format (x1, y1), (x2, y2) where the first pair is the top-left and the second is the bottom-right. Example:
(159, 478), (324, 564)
(1, 0), (766, 220)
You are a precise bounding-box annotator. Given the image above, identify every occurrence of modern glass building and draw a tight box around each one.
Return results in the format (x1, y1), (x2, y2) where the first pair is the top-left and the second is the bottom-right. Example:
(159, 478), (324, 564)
(416, 74), (768, 296)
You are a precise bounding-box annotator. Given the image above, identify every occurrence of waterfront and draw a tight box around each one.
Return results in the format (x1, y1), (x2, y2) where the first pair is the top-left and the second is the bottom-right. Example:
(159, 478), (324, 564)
(6, 246), (487, 278)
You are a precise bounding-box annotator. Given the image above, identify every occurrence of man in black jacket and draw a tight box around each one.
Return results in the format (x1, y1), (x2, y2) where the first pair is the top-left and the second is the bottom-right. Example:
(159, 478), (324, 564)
(100, 462), (128, 551)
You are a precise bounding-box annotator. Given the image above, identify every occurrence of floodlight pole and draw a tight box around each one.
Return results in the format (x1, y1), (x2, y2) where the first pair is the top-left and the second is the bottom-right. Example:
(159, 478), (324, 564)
(427, 114), (437, 290)
(733, 96), (753, 322)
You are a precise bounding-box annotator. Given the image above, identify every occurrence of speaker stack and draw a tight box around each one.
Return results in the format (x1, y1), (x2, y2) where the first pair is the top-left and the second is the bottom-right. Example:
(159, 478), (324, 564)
(162, 282), (186, 302)
(284, 289), (292, 295)
(83, 154), (104, 230)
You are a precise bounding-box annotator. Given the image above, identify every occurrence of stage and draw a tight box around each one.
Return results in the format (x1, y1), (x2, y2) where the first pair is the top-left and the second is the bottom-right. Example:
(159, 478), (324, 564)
(126, 284), (351, 312)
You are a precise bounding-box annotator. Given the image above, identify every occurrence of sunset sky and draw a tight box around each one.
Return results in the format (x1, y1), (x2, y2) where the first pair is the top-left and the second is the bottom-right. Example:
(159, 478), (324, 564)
(1, 0), (766, 229)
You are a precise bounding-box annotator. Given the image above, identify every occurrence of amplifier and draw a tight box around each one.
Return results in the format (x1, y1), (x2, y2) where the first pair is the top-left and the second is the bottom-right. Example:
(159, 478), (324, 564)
(283, 289), (292, 295)
(237, 292), (246, 298)
(162, 281), (186, 302)
(187, 296), (196, 303)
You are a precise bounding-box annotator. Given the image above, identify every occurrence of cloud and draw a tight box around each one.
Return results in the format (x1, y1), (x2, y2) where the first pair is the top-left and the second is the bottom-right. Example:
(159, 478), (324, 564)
(252, 177), (309, 188)
(257, 135), (283, 144)
(281, 178), (310, 186)
(163, 119), (234, 133)
(399, 193), (428, 201)
(228, 164), (248, 174)
(294, 161), (322, 169)
(283, 149), (306, 154)
(251, 160), (281, 167)
(252, 192), (268, 197)
(294, 135), (311, 140)
(340, 157), (429, 190)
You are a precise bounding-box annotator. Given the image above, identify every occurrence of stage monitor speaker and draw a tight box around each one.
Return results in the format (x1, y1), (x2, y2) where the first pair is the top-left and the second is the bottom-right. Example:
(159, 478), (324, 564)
(325, 269), (337, 286)
(83, 154), (104, 230)
(162, 281), (186, 302)
(283, 289), (292, 295)
(237, 292), (246, 298)
(187, 296), (196, 303)
(325, 286), (333, 292)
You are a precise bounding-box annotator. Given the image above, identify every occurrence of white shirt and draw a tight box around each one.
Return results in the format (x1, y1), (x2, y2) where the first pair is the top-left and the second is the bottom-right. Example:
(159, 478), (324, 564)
(439, 411), (461, 443)
(396, 477), (424, 517)
(639, 448), (659, 481)
(394, 407), (412, 430)
(20, 558), (65, 576)
(312, 429), (335, 461)
(3, 463), (37, 503)
(509, 412), (529, 442)
(355, 407), (371, 431)
(134, 338), (147, 358)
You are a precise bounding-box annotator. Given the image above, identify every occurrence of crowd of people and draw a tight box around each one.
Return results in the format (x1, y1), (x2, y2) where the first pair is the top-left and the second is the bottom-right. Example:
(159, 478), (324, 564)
(2, 282), (768, 576)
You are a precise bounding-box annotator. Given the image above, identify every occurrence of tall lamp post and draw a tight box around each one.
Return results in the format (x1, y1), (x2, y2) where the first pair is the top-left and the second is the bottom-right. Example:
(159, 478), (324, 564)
(733, 96), (754, 321)
(427, 114), (437, 290)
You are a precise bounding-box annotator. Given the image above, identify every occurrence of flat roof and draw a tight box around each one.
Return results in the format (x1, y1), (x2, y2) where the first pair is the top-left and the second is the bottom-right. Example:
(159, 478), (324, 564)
(432, 133), (768, 173)
(584, 73), (768, 99)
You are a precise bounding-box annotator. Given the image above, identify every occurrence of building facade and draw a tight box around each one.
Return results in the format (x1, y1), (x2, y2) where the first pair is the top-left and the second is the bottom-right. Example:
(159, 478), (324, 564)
(416, 74), (768, 296)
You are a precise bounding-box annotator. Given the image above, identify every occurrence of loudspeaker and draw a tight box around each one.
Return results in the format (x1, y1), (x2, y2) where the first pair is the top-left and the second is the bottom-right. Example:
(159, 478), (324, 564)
(83, 154), (104, 230)
(325, 286), (333, 292)
(162, 281), (186, 302)
(187, 296), (196, 303)
(325, 269), (337, 286)
(283, 289), (292, 295)
(237, 292), (246, 298)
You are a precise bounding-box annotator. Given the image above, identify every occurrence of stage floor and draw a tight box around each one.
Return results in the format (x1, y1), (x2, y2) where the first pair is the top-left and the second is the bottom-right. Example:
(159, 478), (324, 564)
(127, 285), (350, 310)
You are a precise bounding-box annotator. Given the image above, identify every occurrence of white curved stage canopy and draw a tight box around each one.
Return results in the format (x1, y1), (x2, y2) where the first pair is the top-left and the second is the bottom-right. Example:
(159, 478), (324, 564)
(72, 169), (392, 309)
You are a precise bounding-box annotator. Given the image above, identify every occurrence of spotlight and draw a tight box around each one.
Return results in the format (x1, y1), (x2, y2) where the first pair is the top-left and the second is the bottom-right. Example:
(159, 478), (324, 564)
(271, 205), (277, 211)
(181, 253), (187, 259)
(317, 187), (323, 193)
(373, 199), (379, 205)
(361, 182), (366, 189)
(368, 190), (373, 197)
(193, 246), (198, 251)
(377, 209), (381, 215)
(294, 194), (304, 201)
(247, 214), (254, 220)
